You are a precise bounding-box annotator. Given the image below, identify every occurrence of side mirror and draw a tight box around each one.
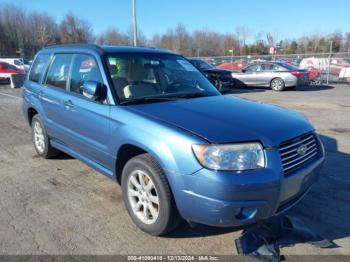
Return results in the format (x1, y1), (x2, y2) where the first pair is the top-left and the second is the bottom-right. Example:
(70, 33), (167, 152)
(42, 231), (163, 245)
(83, 81), (106, 101)
(241, 69), (246, 73)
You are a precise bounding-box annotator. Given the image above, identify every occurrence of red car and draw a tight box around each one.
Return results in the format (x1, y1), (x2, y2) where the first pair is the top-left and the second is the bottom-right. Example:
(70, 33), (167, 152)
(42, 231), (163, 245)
(216, 60), (248, 71)
(0, 62), (25, 82)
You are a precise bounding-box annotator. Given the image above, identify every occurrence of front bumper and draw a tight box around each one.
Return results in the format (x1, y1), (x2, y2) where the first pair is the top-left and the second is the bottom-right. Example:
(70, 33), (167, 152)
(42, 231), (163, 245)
(172, 146), (324, 227)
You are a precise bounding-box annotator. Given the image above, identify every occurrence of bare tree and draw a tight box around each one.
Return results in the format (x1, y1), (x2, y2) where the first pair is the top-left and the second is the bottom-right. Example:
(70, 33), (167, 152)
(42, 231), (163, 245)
(235, 26), (251, 54)
(221, 34), (239, 55)
(59, 13), (93, 43)
(1, 3), (350, 59)
(97, 28), (130, 45)
(0, 4), (27, 56)
(172, 23), (193, 56)
(192, 30), (224, 57)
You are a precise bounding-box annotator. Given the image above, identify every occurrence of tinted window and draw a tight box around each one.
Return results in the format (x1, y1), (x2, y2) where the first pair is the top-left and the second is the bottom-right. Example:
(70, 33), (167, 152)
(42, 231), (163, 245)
(260, 63), (280, 71)
(189, 59), (213, 70)
(45, 54), (73, 89)
(245, 64), (259, 72)
(29, 54), (50, 83)
(70, 55), (103, 95)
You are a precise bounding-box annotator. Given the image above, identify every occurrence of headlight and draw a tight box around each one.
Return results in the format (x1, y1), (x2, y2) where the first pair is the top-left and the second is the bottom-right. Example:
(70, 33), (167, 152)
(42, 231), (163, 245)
(192, 143), (265, 171)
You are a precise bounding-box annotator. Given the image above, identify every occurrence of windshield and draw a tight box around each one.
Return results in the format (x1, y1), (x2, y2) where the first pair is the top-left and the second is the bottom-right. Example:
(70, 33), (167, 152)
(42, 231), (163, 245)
(193, 59), (214, 70)
(106, 53), (220, 104)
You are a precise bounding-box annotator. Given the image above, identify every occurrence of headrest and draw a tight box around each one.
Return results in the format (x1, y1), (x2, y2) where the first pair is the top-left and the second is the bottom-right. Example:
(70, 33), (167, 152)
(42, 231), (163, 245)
(109, 64), (118, 75)
(60, 64), (69, 77)
(127, 60), (146, 83)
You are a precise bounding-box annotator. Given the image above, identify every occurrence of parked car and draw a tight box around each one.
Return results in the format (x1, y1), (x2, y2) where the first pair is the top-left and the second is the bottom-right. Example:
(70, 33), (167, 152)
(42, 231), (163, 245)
(299, 57), (350, 83)
(23, 44), (324, 236)
(188, 58), (234, 91)
(216, 60), (247, 71)
(0, 58), (30, 72)
(0, 61), (25, 83)
(231, 62), (310, 91)
(339, 66), (350, 85)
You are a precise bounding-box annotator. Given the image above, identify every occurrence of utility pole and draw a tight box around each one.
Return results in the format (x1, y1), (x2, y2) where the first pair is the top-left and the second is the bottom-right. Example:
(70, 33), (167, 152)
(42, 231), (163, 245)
(229, 46), (234, 70)
(132, 0), (138, 46)
(326, 40), (333, 85)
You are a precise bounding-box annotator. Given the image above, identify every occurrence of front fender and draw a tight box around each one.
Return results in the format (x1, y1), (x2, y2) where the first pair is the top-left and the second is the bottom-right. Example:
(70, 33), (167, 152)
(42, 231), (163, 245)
(109, 107), (206, 184)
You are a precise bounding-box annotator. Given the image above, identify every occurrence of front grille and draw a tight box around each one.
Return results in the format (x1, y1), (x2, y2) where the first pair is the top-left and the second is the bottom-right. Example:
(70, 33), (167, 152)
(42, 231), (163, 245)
(279, 133), (318, 175)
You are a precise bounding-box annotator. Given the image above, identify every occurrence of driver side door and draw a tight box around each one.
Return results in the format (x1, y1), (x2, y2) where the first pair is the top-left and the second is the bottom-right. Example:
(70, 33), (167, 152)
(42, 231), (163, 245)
(236, 64), (260, 85)
(63, 54), (113, 170)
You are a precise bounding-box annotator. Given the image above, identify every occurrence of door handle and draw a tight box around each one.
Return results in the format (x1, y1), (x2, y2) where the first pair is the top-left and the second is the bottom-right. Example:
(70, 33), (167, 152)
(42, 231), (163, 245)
(64, 100), (74, 109)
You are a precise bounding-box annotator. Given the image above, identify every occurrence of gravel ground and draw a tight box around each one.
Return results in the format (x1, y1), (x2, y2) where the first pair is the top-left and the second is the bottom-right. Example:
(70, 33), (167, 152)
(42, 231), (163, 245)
(0, 84), (349, 257)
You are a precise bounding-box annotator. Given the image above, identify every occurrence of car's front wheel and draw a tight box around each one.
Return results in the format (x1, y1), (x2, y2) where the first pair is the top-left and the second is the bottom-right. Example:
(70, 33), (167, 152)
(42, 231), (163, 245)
(121, 154), (181, 236)
(31, 114), (59, 158)
(270, 78), (285, 91)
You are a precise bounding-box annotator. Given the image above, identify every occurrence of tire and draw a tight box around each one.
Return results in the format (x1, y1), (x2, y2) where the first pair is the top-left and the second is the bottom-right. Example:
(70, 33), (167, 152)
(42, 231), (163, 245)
(270, 78), (285, 91)
(121, 153), (181, 236)
(31, 114), (59, 159)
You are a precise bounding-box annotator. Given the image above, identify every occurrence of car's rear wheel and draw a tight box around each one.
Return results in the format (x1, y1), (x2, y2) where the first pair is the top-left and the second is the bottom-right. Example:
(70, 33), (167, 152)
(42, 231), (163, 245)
(121, 153), (181, 236)
(270, 78), (285, 91)
(31, 114), (59, 158)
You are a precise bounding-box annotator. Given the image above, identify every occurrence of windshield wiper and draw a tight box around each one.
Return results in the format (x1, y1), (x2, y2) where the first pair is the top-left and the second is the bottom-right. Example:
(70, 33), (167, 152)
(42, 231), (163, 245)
(119, 97), (181, 105)
(171, 92), (216, 99)
(119, 92), (216, 105)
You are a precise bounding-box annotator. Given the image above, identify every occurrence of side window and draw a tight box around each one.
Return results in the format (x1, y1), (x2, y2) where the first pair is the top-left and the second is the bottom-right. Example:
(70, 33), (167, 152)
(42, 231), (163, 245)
(69, 55), (103, 95)
(29, 54), (50, 83)
(260, 64), (273, 71)
(45, 54), (73, 89)
(245, 64), (259, 72)
(273, 65), (281, 71)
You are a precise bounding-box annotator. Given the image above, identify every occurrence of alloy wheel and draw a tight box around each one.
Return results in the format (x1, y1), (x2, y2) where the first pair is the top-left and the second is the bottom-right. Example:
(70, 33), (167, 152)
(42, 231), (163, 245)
(33, 120), (45, 154)
(272, 79), (283, 90)
(127, 170), (160, 224)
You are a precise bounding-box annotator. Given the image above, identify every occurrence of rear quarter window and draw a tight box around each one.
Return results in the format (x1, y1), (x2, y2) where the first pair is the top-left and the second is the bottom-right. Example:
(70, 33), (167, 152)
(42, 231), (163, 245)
(29, 54), (51, 83)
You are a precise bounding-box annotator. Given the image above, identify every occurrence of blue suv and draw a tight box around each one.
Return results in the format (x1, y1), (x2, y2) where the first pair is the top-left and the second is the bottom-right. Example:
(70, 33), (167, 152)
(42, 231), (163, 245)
(23, 44), (325, 236)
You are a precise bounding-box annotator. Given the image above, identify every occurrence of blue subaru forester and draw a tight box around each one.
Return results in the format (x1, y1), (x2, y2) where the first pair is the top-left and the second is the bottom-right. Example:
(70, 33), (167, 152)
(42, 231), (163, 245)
(23, 44), (325, 235)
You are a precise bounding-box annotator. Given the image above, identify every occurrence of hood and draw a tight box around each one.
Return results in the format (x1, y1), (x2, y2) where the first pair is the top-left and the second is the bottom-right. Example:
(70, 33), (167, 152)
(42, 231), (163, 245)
(127, 95), (314, 147)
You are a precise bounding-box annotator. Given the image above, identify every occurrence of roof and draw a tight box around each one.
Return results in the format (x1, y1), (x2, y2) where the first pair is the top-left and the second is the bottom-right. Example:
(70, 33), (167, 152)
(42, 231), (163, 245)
(42, 44), (178, 55)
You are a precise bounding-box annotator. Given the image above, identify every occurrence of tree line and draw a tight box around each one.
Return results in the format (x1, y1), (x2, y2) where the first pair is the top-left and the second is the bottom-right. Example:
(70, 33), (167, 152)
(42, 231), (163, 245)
(1, 4), (350, 59)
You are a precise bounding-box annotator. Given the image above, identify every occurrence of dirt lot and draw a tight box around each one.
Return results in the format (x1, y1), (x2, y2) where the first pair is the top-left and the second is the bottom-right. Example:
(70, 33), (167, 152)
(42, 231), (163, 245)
(0, 84), (349, 256)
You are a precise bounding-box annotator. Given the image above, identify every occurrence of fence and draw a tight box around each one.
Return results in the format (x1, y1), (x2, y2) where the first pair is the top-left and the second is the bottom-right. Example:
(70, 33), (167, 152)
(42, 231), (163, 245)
(195, 52), (350, 85)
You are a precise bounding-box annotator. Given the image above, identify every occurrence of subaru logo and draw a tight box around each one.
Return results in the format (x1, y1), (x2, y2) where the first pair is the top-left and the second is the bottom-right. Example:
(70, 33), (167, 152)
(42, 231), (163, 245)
(297, 144), (308, 156)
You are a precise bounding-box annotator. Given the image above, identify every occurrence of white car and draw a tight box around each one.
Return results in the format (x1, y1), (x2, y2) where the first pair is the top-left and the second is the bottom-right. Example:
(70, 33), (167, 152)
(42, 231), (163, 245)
(0, 58), (30, 72)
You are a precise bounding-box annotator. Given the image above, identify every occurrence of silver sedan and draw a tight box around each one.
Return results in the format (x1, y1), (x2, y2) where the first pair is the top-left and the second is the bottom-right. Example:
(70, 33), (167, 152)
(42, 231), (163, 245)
(231, 62), (309, 91)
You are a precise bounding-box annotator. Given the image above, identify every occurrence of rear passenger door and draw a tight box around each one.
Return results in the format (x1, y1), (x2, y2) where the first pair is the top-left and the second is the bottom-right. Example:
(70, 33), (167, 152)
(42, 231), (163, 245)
(63, 54), (112, 169)
(255, 63), (274, 86)
(239, 64), (260, 85)
(41, 54), (74, 142)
